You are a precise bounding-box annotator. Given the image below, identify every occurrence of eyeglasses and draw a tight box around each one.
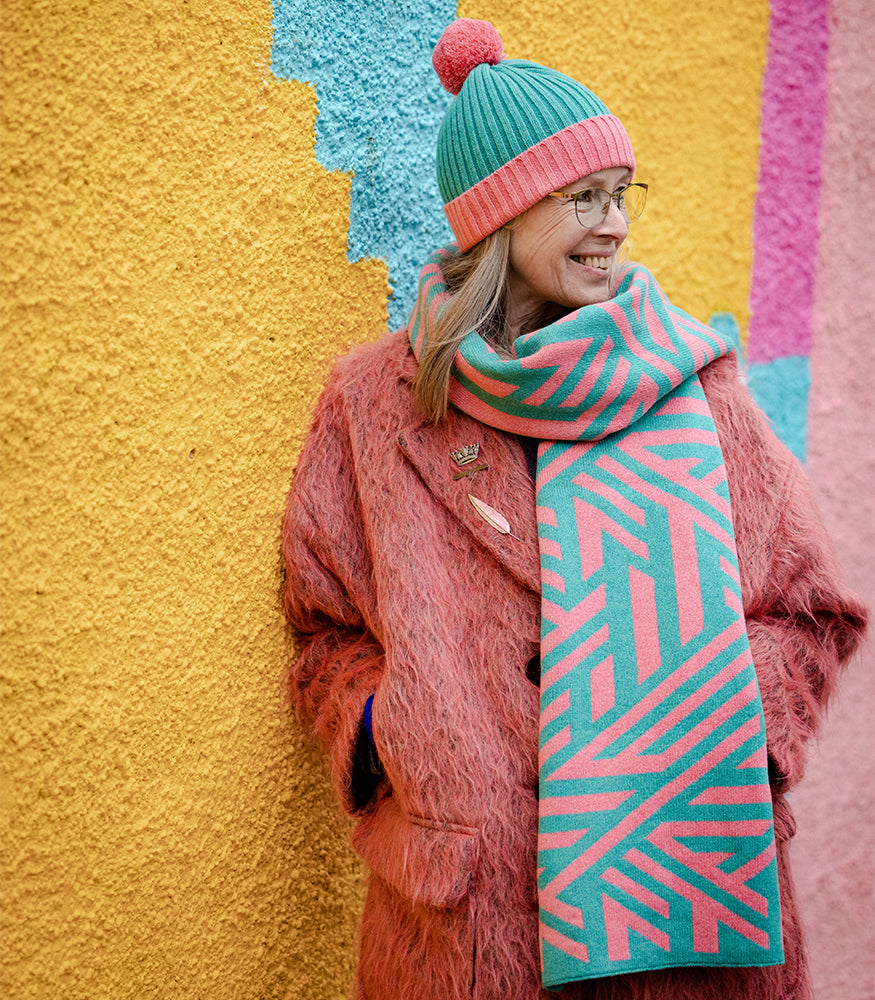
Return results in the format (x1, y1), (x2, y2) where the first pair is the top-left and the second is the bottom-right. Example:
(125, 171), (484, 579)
(545, 182), (648, 229)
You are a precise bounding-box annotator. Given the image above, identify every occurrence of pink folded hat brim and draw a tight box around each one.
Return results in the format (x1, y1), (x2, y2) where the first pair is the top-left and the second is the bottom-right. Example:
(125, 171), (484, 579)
(444, 115), (636, 251)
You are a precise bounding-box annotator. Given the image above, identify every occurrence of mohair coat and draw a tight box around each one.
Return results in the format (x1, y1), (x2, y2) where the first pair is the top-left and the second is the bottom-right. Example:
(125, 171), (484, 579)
(283, 327), (867, 1000)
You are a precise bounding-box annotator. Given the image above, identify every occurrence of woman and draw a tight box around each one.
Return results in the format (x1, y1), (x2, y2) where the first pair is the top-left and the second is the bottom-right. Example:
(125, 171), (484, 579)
(283, 19), (866, 1000)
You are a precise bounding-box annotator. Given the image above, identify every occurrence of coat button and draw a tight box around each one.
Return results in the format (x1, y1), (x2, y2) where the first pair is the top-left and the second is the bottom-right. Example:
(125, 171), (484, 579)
(525, 654), (541, 686)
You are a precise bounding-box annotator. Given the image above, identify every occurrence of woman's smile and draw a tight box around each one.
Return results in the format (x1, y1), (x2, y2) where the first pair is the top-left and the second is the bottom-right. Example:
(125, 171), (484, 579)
(569, 254), (611, 270)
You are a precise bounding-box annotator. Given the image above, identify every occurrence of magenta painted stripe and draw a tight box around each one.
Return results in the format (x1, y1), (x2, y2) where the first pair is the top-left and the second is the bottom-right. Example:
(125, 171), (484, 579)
(748, 0), (829, 363)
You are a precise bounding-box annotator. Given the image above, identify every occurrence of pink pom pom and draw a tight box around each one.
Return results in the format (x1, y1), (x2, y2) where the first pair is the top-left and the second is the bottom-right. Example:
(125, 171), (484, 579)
(432, 19), (505, 96)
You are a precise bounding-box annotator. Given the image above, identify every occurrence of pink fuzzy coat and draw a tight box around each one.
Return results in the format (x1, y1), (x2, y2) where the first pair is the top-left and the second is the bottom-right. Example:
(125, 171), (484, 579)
(283, 328), (866, 1000)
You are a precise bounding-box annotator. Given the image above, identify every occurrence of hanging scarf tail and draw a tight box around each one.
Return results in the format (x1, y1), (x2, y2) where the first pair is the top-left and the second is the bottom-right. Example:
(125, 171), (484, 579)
(410, 252), (784, 984)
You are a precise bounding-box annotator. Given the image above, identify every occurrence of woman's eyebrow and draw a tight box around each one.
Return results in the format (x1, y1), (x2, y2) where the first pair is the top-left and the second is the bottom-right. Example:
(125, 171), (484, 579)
(568, 172), (632, 191)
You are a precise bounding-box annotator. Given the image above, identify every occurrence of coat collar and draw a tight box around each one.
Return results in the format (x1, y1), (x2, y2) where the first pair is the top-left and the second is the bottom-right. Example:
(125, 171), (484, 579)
(395, 339), (541, 595)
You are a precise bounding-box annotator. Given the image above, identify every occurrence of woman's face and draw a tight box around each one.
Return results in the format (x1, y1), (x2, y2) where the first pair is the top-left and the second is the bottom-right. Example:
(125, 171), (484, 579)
(505, 166), (631, 335)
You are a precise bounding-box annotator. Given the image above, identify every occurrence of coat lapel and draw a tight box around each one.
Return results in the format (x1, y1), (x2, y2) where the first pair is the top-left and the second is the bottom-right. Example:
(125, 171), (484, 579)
(397, 409), (542, 595)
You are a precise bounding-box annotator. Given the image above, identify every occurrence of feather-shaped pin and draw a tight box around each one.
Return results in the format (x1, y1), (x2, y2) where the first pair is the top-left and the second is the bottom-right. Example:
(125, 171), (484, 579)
(468, 494), (519, 539)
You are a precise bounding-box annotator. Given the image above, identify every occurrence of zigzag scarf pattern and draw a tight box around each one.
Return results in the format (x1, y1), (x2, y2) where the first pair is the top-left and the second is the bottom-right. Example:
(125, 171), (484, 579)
(410, 250), (784, 984)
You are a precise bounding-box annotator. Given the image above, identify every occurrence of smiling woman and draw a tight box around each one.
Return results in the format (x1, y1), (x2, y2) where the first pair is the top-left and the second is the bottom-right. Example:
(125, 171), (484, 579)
(282, 16), (866, 1000)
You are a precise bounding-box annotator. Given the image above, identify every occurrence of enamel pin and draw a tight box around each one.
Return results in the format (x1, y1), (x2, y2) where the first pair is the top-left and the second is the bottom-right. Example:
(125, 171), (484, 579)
(468, 494), (519, 539)
(450, 443), (489, 480)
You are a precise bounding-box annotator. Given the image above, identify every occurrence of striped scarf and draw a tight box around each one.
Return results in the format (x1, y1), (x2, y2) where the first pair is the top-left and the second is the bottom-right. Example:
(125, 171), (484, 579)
(409, 248), (784, 985)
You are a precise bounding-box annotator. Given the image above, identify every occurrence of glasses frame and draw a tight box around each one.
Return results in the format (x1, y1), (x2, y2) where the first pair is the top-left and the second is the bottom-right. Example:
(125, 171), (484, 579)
(545, 182), (648, 229)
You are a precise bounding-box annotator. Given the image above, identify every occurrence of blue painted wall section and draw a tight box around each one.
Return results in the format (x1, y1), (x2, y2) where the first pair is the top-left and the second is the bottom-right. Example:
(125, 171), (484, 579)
(708, 312), (743, 358)
(746, 357), (810, 464)
(709, 312), (807, 464)
(271, 0), (455, 327)
(709, 312), (807, 463)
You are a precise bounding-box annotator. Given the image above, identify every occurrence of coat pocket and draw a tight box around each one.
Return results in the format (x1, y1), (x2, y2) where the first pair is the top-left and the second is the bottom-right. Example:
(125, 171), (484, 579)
(352, 796), (481, 999)
(352, 794), (480, 906)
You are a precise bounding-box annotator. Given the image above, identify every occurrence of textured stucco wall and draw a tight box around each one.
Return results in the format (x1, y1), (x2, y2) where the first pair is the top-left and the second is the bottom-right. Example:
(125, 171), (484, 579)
(791, 0), (875, 996)
(0, 0), (384, 996)
(1, 1), (870, 999)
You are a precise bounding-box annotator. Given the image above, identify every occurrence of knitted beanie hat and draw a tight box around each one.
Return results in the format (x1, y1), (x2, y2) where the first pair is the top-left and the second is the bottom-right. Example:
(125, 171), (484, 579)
(433, 19), (636, 251)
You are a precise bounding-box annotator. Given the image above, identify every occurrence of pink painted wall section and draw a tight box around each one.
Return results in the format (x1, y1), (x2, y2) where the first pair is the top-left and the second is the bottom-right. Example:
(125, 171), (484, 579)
(746, 0), (830, 463)
(792, 0), (875, 996)
(746, 1), (873, 993)
(748, 0), (829, 363)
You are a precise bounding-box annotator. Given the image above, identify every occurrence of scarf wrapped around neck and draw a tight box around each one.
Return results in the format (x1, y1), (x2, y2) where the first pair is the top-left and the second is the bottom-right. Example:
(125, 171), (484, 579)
(409, 248), (784, 986)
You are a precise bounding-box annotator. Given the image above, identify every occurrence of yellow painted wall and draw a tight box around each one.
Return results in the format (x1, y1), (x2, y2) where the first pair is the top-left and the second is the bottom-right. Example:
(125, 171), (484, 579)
(1, 0), (385, 995)
(1, 1), (767, 997)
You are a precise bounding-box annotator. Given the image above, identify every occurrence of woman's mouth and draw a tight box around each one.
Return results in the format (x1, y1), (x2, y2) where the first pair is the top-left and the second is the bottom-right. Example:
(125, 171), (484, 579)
(570, 255), (610, 270)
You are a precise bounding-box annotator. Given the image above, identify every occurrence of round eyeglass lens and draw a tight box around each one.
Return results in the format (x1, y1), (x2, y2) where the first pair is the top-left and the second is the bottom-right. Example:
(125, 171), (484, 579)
(618, 184), (647, 222)
(574, 185), (647, 228)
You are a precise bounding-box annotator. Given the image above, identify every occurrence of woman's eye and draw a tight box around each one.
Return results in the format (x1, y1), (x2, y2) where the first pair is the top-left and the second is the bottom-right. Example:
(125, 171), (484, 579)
(574, 189), (597, 205)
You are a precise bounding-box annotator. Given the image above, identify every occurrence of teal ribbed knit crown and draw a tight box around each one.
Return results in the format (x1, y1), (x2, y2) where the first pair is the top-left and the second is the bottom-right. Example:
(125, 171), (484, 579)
(437, 59), (611, 204)
(432, 19), (635, 250)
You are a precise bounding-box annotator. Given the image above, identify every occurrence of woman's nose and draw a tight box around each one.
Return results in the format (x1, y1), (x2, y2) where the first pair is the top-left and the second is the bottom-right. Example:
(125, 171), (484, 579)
(590, 197), (629, 237)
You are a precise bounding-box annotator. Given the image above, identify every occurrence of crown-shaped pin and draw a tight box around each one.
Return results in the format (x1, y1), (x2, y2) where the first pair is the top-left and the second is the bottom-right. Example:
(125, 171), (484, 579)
(450, 443), (480, 466)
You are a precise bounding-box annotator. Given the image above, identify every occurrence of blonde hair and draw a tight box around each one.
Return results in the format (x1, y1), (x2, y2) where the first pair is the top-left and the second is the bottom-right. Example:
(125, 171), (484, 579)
(412, 228), (513, 422)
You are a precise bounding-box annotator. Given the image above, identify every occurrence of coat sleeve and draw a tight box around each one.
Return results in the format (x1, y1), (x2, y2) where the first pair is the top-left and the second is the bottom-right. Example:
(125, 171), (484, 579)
(282, 374), (386, 815)
(743, 457), (867, 791)
(705, 356), (868, 792)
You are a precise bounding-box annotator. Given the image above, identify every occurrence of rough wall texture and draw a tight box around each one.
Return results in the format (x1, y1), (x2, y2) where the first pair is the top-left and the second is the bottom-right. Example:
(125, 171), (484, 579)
(0, 0), (384, 996)
(0, 1), (870, 999)
(792, 1), (875, 996)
